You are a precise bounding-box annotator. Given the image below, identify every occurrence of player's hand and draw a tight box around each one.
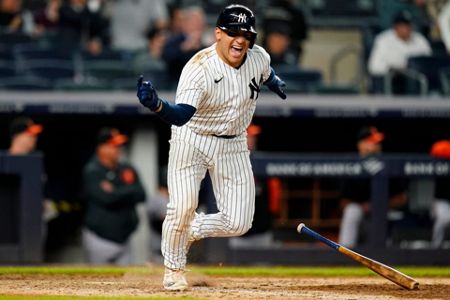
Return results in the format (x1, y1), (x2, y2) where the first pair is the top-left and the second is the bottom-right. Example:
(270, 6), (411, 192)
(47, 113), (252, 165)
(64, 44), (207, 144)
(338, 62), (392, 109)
(264, 68), (287, 100)
(137, 75), (162, 111)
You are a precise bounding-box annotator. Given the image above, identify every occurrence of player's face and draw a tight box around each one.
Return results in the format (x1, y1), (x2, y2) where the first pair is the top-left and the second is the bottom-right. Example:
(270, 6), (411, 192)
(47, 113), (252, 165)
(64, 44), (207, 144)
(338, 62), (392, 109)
(14, 132), (38, 154)
(215, 28), (251, 68)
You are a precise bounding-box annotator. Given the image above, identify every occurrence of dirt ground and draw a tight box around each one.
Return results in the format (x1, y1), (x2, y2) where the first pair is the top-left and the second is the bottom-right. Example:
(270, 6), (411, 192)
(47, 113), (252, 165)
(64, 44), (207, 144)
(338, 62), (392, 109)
(1, 270), (449, 300)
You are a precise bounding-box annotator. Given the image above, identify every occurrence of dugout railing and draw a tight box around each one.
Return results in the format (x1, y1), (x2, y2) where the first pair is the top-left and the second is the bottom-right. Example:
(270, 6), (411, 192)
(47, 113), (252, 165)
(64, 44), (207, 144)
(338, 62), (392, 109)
(0, 153), (44, 264)
(199, 153), (450, 266)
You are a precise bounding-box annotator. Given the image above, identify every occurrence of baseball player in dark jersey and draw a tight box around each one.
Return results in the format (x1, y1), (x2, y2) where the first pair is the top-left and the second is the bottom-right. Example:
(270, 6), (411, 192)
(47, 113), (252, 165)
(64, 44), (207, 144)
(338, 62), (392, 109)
(137, 4), (287, 290)
(430, 140), (450, 248)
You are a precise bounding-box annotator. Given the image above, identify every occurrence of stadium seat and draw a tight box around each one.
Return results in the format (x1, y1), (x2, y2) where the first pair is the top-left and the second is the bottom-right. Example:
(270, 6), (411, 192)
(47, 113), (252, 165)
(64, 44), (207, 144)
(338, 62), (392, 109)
(0, 32), (34, 47)
(406, 55), (450, 95)
(275, 65), (322, 93)
(83, 60), (135, 83)
(23, 59), (76, 83)
(440, 67), (450, 96)
(80, 49), (125, 61)
(0, 45), (14, 61)
(0, 61), (17, 78)
(0, 76), (52, 90)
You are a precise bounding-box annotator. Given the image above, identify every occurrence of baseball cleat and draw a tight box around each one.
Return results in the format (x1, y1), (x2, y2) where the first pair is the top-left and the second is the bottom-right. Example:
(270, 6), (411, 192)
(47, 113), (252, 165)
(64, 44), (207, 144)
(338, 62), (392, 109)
(163, 268), (188, 291)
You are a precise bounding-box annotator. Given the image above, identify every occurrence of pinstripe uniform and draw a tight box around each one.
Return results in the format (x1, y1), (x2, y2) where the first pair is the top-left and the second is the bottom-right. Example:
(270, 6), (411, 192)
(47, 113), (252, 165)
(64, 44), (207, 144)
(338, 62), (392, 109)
(161, 43), (271, 270)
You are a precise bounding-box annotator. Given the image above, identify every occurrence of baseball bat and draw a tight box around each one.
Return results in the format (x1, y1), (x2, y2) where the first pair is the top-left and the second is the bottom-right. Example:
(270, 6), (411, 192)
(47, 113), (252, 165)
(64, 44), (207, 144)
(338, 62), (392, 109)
(297, 223), (419, 290)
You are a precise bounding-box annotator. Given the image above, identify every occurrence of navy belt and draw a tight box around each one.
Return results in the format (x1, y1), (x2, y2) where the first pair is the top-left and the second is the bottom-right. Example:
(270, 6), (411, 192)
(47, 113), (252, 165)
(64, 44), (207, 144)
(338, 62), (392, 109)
(213, 134), (237, 139)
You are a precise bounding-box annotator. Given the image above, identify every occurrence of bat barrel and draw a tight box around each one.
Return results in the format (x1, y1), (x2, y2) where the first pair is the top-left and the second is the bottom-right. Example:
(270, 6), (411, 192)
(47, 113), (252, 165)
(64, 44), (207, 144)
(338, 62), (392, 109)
(297, 223), (420, 290)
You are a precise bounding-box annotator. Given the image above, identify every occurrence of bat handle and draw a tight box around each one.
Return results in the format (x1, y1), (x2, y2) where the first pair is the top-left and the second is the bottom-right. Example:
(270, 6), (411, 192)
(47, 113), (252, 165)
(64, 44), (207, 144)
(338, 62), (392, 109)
(297, 223), (340, 250)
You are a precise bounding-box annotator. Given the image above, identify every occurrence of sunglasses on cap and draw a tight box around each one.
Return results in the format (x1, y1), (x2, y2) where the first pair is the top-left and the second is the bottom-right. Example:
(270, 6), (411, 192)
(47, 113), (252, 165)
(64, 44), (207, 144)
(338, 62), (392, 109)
(222, 29), (254, 41)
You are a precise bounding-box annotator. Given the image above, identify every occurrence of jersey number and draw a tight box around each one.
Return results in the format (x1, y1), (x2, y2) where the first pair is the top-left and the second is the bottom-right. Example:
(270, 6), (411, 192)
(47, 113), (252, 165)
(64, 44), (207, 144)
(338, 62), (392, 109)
(249, 78), (260, 100)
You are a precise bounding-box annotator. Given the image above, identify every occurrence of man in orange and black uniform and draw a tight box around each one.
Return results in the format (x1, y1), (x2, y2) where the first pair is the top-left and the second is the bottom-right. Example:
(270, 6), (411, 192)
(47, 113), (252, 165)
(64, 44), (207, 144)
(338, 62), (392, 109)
(338, 126), (408, 248)
(429, 140), (450, 248)
(81, 127), (146, 265)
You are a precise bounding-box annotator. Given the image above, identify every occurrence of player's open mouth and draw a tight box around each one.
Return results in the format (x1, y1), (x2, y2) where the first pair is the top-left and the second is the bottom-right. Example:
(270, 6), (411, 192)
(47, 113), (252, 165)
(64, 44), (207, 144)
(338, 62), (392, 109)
(231, 45), (243, 57)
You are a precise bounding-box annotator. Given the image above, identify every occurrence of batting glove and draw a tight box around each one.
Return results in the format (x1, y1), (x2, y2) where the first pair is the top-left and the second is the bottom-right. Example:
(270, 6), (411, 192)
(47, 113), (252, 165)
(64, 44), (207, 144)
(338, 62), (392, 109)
(137, 75), (162, 111)
(264, 67), (287, 100)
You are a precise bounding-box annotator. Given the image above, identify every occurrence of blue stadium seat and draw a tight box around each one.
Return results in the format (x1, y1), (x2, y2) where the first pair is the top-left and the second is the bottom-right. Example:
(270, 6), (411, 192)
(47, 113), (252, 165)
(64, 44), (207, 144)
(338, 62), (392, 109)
(0, 61), (16, 78)
(23, 59), (76, 83)
(276, 65), (322, 93)
(406, 55), (450, 95)
(0, 76), (52, 90)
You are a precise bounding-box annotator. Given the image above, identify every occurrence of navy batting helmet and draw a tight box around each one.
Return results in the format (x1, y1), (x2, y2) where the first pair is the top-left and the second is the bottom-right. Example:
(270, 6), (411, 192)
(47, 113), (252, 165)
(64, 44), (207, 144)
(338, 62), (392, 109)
(216, 4), (257, 47)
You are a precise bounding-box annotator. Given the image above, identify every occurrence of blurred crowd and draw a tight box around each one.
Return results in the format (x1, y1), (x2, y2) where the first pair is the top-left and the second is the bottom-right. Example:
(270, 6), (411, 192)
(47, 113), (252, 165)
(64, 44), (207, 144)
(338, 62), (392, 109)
(2, 0), (450, 265)
(0, 0), (449, 94)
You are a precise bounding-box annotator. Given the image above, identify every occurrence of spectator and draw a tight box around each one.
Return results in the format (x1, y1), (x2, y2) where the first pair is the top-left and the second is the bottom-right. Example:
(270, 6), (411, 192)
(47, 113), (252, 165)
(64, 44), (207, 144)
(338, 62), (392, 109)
(8, 117), (58, 235)
(32, 0), (61, 37)
(107, 0), (169, 56)
(8, 116), (43, 155)
(438, 1), (450, 54)
(262, 23), (298, 67)
(55, 0), (108, 56)
(133, 26), (169, 75)
(166, 3), (184, 36)
(429, 140), (450, 248)
(0, 0), (35, 34)
(368, 10), (432, 94)
(81, 127), (146, 265)
(161, 5), (208, 85)
(378, 0), (434, 39)
(261, 0), (309, 64)
(338, 126), (408, 248)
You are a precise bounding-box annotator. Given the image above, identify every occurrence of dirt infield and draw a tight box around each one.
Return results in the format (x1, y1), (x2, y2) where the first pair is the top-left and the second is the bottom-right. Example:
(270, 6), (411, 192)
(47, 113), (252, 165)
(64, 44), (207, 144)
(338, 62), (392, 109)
(1, 270), (449, 300)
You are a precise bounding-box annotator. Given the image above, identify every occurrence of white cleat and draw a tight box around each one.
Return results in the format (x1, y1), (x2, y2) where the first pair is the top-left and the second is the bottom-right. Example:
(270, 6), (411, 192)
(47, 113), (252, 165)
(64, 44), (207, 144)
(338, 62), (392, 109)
(163, 268), (188, 291)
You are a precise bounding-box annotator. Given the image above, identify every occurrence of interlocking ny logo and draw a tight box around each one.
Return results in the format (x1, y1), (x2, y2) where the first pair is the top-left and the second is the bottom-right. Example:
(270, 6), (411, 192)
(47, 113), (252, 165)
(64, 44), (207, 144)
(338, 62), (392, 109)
(249, 77), (260, 100)
(237, 13), (247, 23)
(362, 158), (384, 175)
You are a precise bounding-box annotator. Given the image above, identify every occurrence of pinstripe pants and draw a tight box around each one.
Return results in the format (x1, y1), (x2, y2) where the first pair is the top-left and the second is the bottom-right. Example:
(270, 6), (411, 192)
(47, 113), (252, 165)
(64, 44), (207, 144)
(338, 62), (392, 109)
(162, 126), (255, 270)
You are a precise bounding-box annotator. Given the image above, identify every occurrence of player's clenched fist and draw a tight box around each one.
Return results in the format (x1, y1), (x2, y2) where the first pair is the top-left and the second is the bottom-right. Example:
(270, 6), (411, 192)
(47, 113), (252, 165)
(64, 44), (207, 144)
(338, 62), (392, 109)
(136, 75), (162, 111)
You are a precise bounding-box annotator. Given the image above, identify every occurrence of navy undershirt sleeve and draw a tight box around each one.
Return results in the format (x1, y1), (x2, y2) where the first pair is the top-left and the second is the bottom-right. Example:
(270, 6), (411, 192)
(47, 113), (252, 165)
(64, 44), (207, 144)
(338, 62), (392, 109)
(156, 99), (196, 126)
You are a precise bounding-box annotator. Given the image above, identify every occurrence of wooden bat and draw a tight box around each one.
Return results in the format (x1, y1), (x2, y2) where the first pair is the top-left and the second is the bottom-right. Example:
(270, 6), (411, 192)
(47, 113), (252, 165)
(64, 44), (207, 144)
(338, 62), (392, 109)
(297, 223), (419, 290)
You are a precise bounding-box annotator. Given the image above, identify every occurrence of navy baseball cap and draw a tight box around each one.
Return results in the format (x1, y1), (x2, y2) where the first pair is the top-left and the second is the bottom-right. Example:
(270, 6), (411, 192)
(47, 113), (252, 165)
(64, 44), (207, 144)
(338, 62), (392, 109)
(97, 127), (128, 146)
(9, 117), (43, 137)
(393, 10), (412, 25)
(357, 126), (384, 144)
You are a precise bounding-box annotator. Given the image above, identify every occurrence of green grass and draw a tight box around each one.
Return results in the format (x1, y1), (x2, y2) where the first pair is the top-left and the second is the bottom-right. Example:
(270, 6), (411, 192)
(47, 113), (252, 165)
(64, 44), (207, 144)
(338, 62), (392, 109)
(0, 265), (449, 277)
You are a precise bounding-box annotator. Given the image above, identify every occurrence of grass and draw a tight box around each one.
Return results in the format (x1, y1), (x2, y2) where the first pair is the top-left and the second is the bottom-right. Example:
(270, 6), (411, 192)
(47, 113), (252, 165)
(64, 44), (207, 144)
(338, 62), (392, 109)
(0, 265), (449, 277)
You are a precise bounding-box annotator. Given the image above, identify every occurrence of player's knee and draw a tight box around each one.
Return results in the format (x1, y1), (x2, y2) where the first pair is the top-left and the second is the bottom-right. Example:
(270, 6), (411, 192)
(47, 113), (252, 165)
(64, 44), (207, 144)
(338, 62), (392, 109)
(166, 202), (197, 223)
(227, 219), (252, 236)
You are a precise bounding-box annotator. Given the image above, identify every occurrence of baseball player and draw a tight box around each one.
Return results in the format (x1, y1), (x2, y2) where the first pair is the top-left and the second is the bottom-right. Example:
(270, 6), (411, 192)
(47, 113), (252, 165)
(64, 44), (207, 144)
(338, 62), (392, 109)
(137, 4), (286, 291)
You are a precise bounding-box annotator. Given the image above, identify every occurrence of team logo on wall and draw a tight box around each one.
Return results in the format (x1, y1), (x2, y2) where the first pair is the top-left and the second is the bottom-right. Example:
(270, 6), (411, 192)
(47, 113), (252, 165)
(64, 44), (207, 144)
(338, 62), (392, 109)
(362, 158), (384, 175)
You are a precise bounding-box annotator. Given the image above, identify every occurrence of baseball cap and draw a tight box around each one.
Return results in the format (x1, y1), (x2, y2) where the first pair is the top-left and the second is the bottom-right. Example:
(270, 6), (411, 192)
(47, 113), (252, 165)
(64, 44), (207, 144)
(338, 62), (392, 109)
(266, 22), (292, 36)
(97, 127), (128, 146)
(430, 140), (450, 159)
(247, 124), (261, 136)
(357, 126), (384, 144)
(393, 10), (412, 25)
(9, 117), (43, 137)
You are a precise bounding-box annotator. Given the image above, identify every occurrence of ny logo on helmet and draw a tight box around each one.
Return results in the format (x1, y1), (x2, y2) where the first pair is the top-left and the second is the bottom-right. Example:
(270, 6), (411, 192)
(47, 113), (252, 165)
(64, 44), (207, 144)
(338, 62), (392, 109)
(237, 13), (247, 23)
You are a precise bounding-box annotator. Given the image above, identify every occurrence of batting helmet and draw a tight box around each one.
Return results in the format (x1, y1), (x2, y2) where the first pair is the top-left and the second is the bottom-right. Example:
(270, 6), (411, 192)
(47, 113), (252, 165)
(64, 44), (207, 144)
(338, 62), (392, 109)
(216, 4), (257, 47)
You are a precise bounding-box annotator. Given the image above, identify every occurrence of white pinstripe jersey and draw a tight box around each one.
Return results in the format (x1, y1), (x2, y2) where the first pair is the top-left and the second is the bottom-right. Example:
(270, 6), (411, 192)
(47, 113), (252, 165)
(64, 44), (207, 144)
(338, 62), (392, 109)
(174, 43), (271, 136)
